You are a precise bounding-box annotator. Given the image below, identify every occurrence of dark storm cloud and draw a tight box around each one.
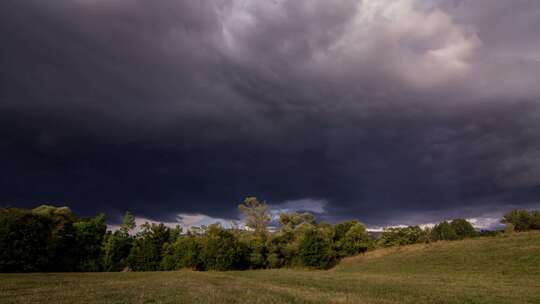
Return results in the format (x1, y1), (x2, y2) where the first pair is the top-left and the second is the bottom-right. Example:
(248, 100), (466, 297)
(1, 0), (540, 226)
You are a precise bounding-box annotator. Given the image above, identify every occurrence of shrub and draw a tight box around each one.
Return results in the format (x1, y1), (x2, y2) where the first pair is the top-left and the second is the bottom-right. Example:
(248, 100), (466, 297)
(338, 222), (372, 256)
(504, 223), (515, 235)
(298, 229), (336, 269)
(128, 222), (171, 271)
(378, 226), (428, 247)
(0, 208), (51, 272)
(501, 209), (533, 231)
(161, 235), (202, 270)
(265, 233), (292, 268)
(431, 221), (458, 241)
(199, 225), (248, 271)
(450, 219), (476, 239)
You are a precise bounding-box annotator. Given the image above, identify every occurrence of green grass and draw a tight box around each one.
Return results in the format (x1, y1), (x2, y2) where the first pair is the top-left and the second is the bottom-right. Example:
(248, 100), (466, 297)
(1, 232), (539, 304)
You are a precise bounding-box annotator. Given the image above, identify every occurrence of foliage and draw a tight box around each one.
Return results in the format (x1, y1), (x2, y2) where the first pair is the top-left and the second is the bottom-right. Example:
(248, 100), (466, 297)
(298, 228), (337, 269)
(74, 213), (107, 271)
(31, 205), (79, 271)
(238, 197), (270, 236)
(120, 211), (136, 234)
(0, 208), (51, 272)
(431, 221), (459, 241)
(102, 212), (137, 271)
(378, 226), (428, 247)
(279, 212), (316, 231)
(504, 223), (515, 234)
(161, 234), (202, 270)
(128, 222), (171, 271)
(502, 209), (540, 231)
(266, 232), (293, 268)
(199, 224), (249, 271)
(3, 204), (539, 273)
(333, 220), (359, 242)
(450, 219), (477, 239)
(337, 222), (372, 256)
(244, 236), (267, 269)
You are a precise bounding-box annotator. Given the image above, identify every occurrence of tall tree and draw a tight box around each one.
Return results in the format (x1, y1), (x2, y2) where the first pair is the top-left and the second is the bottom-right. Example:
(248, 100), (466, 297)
(74, 213), (107, 271)
(120, 211), (136, 235)
(31, 205), (78, 271)
(102, 212), (137, 271)
(128, 222), (171, 271)
(238, 197), (271, 235)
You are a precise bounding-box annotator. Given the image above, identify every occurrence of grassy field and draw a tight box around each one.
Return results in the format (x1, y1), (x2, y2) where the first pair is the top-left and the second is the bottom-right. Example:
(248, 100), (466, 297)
(1, 232), (539, 304)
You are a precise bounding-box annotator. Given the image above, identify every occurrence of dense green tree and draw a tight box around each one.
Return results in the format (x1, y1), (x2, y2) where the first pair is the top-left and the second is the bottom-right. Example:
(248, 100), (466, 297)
(450, 219), (476, 239)
(266, 232), (293, 268)
(279, 212), (316, 231)
(102, 212), (137, 271)
(161, 234), (202, 270)
(502, 209), (536, 231)
(120, 211), (136, 234)
(199, 224), (248, 271)
(244, 236), (267, 269)
(74, 213), (107, 271)
(333, 220), (359, 242)
(31, 205), (79, 271)
(378, 226), (428, 247)
(431, 221), (458, 241)
(338, 222), (372, 256)
(531, 211), (540, 230)
(128, 222), (171, 271)
(298, 229), (336, 269)
(0, 208), (51, 272)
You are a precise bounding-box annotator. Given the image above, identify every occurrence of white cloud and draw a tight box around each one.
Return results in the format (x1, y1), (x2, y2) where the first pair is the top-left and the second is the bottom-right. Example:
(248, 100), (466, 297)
(108, 213), (238, 232)
(466, 217), (503, 230)
(220, 0), (481, 89)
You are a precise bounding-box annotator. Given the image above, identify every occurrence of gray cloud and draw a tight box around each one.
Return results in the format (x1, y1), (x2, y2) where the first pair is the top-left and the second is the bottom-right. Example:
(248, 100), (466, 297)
(1, 0), (539, 226)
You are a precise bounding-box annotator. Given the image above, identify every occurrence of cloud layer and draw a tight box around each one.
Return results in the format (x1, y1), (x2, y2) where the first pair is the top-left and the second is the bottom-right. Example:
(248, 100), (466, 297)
(1, 0), (540, 226)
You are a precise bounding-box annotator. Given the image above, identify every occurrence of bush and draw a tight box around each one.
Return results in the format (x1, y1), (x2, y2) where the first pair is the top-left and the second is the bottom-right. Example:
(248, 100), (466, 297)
(532, 211), (540, 230)
(245, 237), (267, 269)
(102, 231), (134, 271)
(450, 219), (476, 239)
(501, 209), (535, 231)
(266, 233), (292, 268)
(199, 225), (248, 271)
(298, 229), (336, 269)
(161, 235), (202, 270)
(74, 214), (107, 272)
(338, 222), (372, 256)
(431, 221), (458, 241)
(0, 208), (52, 272)
(128, 223), (171, 271)
(504, 223), (515, 235)
(378, 226), (428, 247)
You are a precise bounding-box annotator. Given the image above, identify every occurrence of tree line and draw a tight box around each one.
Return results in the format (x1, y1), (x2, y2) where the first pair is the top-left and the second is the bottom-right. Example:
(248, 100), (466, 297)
(1, 198), (539, 272)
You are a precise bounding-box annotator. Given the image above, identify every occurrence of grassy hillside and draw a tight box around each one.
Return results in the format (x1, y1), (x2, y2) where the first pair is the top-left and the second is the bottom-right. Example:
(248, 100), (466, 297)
(1, 232), (539, 304)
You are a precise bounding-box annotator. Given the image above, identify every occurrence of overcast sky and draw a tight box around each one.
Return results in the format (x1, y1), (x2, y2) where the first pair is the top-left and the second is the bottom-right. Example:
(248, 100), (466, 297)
(2, 0), (539, 229)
